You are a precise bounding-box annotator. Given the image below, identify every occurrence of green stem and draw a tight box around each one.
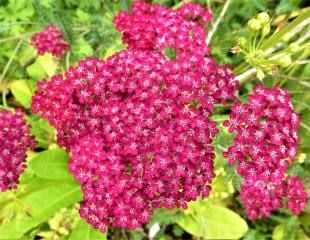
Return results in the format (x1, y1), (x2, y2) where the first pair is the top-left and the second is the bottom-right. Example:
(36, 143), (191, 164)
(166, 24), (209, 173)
(233, 62), (248, 75)
(252, 32), (259, 50)
(206, 0), (232, 44)
(0, 40), (23, 84)
(2, 87), (7, 107)
(0, 31), (37, 44)
(66, 51), (71, 70)
(0, 22), (41, 27)
(0, 40), (23, 108)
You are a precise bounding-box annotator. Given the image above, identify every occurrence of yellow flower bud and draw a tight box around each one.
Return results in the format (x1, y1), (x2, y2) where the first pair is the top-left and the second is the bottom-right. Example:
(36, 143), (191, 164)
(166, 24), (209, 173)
(256, 69), (265, 81)
(237, 37), (246, 46)
(262, 24), (270, 36)
(257, 12), (270, 25)
(247, 19), (262, 32)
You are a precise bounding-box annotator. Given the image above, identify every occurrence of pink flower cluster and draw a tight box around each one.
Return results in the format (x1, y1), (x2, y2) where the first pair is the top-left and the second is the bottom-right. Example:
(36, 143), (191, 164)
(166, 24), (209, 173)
(0, 110), (36, 192)
(32, 1), (239, 232)
(223, 85), (307, 219)
(31, 25), (70, 57)
(113, 1), (212, 60)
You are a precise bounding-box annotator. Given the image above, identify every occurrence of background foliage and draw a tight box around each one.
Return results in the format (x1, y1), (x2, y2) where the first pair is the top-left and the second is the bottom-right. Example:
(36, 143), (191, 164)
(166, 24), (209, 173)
(0, 0), (309, 239)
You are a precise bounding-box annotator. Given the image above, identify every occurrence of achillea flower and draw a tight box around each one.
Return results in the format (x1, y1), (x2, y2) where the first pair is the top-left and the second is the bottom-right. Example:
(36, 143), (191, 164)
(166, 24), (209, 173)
(223, 84), (307, 219)
(31, 25), (70, 57)
(113, 1), (212, 61)
(241, 176), (307, 220)
(32, 1), (239, 232)
(32, 51), (218, 231)
(0, 110), (36, 191)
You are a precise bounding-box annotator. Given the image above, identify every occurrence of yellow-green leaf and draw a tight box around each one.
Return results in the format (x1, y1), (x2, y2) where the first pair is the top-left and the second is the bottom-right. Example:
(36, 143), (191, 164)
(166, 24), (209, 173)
(10, 79), (33, 108)
(177, 201), (248, 239)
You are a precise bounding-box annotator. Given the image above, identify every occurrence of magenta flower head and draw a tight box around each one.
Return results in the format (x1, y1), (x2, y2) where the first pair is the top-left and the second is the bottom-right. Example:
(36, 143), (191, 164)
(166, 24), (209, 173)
(113, 1), (212, 60)
(32, 1), (239, 232)
(240, 175), (307, 220)
(32, 51), (218, 231)
(0, 109), (36, 192)
(223, 84), (307, 219)
(31, 25), (70, 57)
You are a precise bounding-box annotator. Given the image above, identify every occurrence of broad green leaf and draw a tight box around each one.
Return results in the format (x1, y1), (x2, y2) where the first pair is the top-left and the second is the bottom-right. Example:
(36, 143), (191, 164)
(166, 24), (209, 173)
(0, 182), (82, 239)
(29, 149), (74, 180)
(10, 79), (33, 108)
(36, 54), (57, 77)
(26, 60), (46, 80)
(177, 201), (248, 239)
(272, 224), (284, 240)
(69, 219), (107, 240)
(26, 54), (57, 80)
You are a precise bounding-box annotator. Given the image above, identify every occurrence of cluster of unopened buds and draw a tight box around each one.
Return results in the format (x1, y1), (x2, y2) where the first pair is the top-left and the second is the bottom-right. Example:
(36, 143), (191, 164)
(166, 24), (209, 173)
(14, 0), (305, 233)
(0, 109), (36, 192)
(223, 85), (307, 219)
(31, 25), (70, 57)
(231, 12), (303, 81)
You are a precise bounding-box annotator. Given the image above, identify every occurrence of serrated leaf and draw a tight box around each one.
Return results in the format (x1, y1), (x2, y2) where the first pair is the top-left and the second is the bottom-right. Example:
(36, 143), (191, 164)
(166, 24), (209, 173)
(177, 201), (248, 239)
(76, 9), (90, 24)
(29, 149), (74, 180)
(69, 218), (107, 240)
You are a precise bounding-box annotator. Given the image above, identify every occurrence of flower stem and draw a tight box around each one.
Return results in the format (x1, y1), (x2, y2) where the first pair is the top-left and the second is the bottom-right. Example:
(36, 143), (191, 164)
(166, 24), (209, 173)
(0, 31), (37, 44)
(2, 87), (7, 107)
(0, 40), (23, 85)
(206, 0), (231, 45)
(0, 39), (23, 108)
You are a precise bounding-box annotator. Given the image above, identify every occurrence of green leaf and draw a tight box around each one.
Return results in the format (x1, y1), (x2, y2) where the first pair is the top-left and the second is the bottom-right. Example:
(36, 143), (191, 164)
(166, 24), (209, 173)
(69, 218), (107, 240)
(10, 79), (33, 108)
(36, 54), (57, 77)
(26, 54), (57, 80)
(0, 181), (82, 239)
(177, 201), (248, 239)
(29, 149), (74, 180)
(71, 37), (93, 61)
(76, 9), (90, 24)
(26, 60), (46, 80)
(272, 224), (284, 240)
(27, 117), (55, 148)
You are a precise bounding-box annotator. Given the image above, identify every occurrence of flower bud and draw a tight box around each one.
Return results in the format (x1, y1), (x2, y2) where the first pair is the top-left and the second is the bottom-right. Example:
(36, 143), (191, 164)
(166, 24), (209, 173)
(278, 55), (292, 67)
(247, 19), (262, 32)
(256, 69), (265, 81)
(237, 37), (247, 46)
(262, 24), (270, 36)
(257, 12), (270, 25)
(288, 43), (299, 53)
